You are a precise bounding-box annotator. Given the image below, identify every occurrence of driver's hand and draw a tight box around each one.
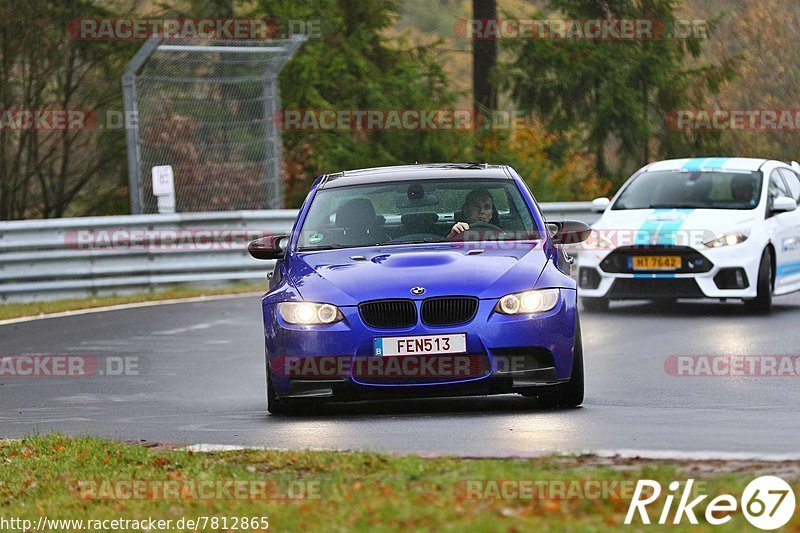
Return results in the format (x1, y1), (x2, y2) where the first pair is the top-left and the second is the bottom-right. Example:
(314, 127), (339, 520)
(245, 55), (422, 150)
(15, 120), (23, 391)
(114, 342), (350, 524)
(447, 222), (470, 239)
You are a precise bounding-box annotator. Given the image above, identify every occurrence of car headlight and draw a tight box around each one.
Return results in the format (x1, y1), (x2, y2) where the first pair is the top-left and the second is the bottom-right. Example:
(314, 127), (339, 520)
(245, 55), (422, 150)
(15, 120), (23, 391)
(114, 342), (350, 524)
(495, 289), (560, 315)
(278, 302), (343, 325)
(703, 230), (749, 248)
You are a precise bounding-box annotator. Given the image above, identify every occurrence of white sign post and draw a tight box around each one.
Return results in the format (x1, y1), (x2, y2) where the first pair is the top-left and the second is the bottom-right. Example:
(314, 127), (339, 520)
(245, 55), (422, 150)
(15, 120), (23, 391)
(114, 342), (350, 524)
(152, 165), (175, 214)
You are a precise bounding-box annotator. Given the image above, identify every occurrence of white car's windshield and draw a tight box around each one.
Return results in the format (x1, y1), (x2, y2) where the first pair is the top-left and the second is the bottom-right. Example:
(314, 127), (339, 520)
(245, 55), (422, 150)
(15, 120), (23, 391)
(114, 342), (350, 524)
(612, 170), (763, 210)
(297, 179), (541, 250)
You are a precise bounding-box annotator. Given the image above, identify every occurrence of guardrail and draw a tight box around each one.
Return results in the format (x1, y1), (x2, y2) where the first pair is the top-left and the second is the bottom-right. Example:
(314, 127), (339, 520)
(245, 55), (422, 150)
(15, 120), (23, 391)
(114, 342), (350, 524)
(0, 204), (597, 302)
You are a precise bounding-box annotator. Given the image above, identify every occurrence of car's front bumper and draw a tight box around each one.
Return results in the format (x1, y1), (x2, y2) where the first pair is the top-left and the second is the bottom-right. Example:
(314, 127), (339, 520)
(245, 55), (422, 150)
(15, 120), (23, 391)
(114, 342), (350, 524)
(575, 240), (763, 299)
(263, 290), (578, 399)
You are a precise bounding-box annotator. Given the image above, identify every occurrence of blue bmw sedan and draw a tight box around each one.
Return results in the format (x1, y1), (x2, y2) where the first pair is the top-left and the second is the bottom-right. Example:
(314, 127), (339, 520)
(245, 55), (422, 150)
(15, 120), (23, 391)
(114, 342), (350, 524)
(248, 163), (591, 414)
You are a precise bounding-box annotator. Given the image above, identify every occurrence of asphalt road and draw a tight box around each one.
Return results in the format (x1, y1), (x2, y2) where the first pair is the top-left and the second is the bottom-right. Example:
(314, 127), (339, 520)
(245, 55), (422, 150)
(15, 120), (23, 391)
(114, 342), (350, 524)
(2, 293), (800, 457)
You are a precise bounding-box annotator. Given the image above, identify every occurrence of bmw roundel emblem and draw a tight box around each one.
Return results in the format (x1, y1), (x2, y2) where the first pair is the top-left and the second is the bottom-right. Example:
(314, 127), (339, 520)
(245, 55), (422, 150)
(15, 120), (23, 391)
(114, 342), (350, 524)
(410, 286), (426, 295)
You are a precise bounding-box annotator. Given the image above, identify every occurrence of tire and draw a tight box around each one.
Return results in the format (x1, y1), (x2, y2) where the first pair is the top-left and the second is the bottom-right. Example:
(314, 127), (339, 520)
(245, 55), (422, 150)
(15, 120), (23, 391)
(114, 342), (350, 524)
(581, 296), (609, 312)
(537, 314), (585, 407)
(744, 249), (773, 315)
(266, 365), (289, 415)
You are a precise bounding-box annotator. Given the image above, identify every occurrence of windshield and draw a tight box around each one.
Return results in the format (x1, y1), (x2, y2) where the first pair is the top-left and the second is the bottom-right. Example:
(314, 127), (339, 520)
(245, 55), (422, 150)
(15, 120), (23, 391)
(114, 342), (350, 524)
(612, 170), (763, 210)
(297, 179), (540, 251)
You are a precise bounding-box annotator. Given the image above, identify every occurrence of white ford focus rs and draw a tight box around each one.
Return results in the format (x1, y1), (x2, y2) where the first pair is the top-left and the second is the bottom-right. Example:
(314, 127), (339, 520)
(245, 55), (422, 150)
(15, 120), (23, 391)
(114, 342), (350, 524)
(576, 157), (800, 314)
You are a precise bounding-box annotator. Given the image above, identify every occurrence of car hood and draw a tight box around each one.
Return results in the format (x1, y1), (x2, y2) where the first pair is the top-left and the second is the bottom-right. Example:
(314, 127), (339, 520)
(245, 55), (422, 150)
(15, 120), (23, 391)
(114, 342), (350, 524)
(287, 242), (548, 306)
(593, 208), (759, 247)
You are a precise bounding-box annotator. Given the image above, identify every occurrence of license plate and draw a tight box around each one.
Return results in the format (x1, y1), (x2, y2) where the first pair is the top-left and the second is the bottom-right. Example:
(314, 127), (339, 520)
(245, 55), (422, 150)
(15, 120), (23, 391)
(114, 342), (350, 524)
(630, 255), (682, 270)
(374, 334), (466, 357)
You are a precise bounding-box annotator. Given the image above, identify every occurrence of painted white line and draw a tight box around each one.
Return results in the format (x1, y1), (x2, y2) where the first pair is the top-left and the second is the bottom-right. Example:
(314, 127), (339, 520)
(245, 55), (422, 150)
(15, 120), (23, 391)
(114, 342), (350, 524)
(0, 292), (263, 326)
(184, 444), (258, 452)
(589, 449), (800, 462)
(153, 319), (235, 336)
(180, 444), (800, 461)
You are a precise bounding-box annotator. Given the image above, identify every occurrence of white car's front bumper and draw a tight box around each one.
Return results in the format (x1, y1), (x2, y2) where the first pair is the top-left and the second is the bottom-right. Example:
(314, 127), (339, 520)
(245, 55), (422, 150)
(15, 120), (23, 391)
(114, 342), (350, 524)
(575, 238), (763, 300)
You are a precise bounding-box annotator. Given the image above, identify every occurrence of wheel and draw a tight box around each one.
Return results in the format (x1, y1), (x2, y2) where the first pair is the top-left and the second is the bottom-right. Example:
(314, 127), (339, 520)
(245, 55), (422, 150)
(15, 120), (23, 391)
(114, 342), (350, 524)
(744, 249), (773, 315)
(266, 365), (289, 415)
(581, 296), (609, 312)
(536, 314), (585, 407)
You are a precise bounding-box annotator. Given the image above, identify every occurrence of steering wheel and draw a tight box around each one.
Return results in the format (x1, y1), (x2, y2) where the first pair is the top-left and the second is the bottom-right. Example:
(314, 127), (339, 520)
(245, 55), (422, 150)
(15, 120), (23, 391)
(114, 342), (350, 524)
(468, 222), (503, 231)
(449, 222), (510, 242)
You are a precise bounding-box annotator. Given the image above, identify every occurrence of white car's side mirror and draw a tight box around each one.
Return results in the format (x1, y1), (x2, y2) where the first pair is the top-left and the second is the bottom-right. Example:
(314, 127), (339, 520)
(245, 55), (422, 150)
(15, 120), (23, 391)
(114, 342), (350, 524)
(591, 197), (610, 213)
(773, 196), (798, 213)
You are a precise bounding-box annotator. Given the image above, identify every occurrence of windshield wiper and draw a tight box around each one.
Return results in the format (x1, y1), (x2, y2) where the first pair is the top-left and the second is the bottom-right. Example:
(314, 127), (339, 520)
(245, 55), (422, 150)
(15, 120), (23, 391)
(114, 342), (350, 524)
(375, 238), (444, 246)
(297, 244), (352, 251)
(647, 203), (703, 209)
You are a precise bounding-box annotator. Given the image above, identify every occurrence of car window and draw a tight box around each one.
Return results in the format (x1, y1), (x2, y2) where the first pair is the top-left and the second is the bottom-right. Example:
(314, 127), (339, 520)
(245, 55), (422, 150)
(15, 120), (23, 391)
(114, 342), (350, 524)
(769, 170), (790, 199)
(612, 170), (762, 210)
(297, 179), (540, 250)
(778, 168), (800, 202)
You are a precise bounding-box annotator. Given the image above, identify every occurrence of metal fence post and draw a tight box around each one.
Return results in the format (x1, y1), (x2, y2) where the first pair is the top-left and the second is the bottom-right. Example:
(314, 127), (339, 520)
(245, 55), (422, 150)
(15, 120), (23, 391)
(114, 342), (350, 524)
(122, 36), (161, 215)
(263, 76), (283, 209)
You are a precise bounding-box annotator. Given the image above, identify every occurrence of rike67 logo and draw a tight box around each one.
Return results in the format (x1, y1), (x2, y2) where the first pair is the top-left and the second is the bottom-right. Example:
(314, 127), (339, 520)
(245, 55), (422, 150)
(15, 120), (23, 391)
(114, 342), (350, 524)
(625, 476), (795, 530)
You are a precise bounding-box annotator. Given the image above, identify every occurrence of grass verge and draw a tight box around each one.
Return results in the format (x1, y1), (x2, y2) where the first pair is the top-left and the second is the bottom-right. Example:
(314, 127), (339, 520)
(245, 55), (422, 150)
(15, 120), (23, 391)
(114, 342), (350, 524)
(1, 435), (798, 531)
(0, 284), (264, 321)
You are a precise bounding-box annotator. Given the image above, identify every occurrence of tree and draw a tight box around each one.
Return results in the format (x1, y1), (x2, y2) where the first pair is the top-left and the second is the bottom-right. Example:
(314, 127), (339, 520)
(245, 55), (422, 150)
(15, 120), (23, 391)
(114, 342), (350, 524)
(0, 0), (135, 219)
(502, 0), (734, 184)
(472, 0), (497, 118)
(253, 0), (471, 207)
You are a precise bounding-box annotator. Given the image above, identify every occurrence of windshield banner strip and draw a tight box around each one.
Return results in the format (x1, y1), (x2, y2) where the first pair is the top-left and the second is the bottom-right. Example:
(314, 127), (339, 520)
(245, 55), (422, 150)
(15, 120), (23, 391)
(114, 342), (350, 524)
(699, 157), (731, 171)
(680, 157), (732, 172)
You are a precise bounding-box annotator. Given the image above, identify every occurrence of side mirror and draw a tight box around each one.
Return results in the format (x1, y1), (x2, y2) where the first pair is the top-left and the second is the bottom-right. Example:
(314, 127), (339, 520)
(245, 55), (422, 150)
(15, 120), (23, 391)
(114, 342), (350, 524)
(248, 235), (289, 260)
(591, 197), (610, 213)
(772, 196), (797, 213)
(550, 220), (592, 244)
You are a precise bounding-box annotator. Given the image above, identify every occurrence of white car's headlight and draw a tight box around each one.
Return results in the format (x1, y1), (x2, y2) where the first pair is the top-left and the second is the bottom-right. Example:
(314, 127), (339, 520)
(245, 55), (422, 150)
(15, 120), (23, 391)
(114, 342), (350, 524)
(703, 230), (750, 248)
(495, 289), (560, 315)
(278, 302), (343, 325)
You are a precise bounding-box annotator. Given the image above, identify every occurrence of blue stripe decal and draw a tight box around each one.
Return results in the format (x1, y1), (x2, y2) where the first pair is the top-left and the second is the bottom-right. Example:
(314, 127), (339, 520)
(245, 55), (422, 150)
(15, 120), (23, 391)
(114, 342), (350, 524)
(633, 273), (677, 279)
(776, 261), (800, 278)
(634, 209), (694, 246)
(680, 158), (707, 172)
(700, 157), (731, 170)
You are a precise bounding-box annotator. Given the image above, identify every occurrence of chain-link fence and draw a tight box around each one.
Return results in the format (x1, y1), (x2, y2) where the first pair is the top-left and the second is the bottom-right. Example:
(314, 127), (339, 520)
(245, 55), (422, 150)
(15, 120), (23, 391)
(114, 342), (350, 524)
(123, 36), (305, 214)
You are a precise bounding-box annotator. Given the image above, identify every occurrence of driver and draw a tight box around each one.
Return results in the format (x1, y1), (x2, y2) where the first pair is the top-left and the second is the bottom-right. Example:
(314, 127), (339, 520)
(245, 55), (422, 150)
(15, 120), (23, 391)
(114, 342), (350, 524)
(448, 189), (496, 239)
(730, 174), (754, 202)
